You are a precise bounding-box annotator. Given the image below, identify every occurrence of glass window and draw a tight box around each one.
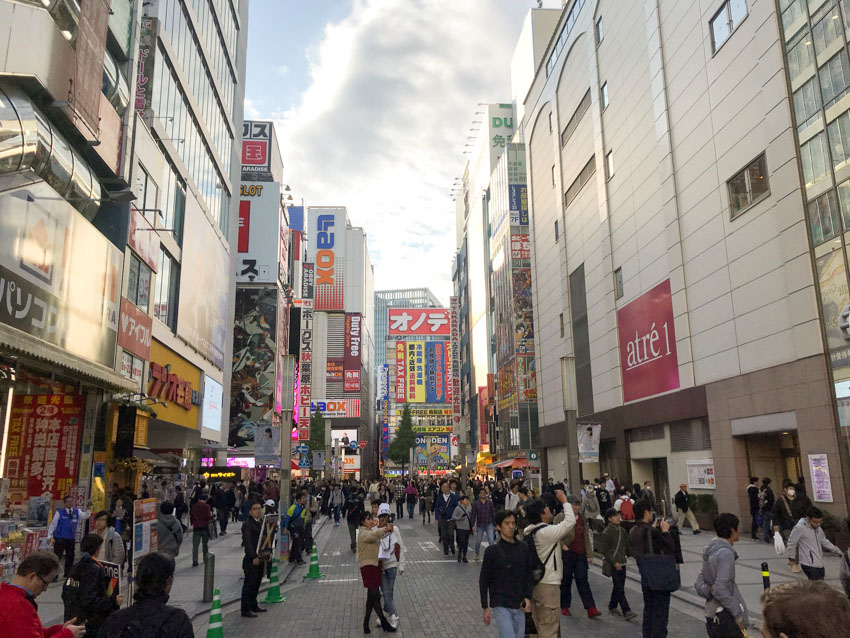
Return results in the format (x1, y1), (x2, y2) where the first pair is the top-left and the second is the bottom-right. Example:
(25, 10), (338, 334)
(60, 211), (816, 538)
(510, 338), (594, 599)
(782, 0), (807, 42)
(727, 153), (770, 217)
(596, 17), (604, 45)
(828, 109), (850, 170)
(808, 189), (842, 243)
(552, 164), (556, 187)
(793, 76), (822, 131)
(601, 82), (609, 109)
(554, 219), (559, 242)
(801, 131), (831, 188)
(812, 3), (842, 62)
(614, 267), (624, 299)
(819, 49), (850, 109)
(836, 177), (850, 227)
(606, 150), (614, 180)
(710, 0), (746, 51)
(127, 254), (151, 310)
(788, 33), (816, 86)
(154, 248), (180, 330)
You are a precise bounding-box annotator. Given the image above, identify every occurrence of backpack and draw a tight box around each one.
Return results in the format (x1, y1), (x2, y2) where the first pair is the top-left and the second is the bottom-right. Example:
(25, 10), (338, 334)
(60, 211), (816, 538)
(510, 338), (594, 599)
(619, 499), (635, 521)
(524, 524), (558, 585)
(117, 606), (182, 638)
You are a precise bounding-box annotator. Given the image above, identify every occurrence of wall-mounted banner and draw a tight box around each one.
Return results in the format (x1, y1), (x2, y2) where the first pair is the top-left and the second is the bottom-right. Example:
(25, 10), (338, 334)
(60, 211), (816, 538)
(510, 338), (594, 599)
(616, 279), (680, 403)
(236, 180), (282, 283)
(310, 399), (361, 419)
(395, 341), (406, 403)
(241, 121), (271, 176)
(509, 234), (530, 260)
(414, 434), (450, 467)
(254, 425), (280, 467)
(450, 297), (461, 428)
(381, 400), (389, 459)
(686, 458), (716, 490)
(299, 308), (313, 428)
(508, 184), (529, 226)
(809, 453), (833, 503)
(406, 341), (425, 403)
(578, 423), (601, 463)
(307, 208), (346, 311)
(387, 308), (450, 336)
(409, 408), (453, 417)
(412, 425), (453, 433)
(301, 262), (315, 307)
(425, 341), (448, 404)
(118, 297), (152, 361)
(344, 313), (362, 393)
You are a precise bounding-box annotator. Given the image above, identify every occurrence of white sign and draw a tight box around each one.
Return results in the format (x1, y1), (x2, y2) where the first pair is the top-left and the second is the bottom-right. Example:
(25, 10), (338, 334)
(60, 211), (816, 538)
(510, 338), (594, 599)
(577, 424), (601, 463)
(342, 454), (362, 471)
(686, 458), (716, 490)
(237, 181), (283, 283)
(254, 425), (280, 467)
(310, 399), (361, 418)
(201, 376), (223, 438)
(808, 454), (834, 503)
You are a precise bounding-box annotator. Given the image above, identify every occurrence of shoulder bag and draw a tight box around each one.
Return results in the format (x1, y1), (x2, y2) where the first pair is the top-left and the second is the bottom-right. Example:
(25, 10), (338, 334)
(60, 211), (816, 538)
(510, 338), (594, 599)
(635, 526), (680, 592)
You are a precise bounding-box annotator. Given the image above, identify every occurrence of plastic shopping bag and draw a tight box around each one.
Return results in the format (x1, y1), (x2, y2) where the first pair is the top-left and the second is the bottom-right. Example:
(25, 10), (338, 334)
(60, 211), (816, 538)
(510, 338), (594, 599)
(774, 531), (786, 556)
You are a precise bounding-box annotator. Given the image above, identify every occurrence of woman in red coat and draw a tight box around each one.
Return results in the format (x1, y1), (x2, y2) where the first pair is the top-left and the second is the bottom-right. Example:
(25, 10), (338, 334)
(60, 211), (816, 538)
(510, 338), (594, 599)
(0, 551), (85, 638)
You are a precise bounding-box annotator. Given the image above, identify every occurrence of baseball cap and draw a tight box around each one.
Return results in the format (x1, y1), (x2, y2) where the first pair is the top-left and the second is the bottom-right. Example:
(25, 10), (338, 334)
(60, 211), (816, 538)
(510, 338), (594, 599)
(378, 503), (392, 516)
(264, 499), (275, 507)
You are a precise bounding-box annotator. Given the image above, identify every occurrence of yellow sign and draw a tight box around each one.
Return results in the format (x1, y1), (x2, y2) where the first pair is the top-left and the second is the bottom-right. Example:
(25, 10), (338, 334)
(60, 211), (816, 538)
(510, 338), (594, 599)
(412, 425), (453, 433)
(148, 340), (201, 429)
(406, 341), (425, 403)
(409, 408), (452, 416)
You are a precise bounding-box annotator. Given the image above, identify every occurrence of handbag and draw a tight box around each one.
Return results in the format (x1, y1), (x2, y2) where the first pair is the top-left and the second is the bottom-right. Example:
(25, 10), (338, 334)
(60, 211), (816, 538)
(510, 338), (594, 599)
(635, 526), (680, 592)
(773, 531), (786, 555)
(602, 528), (623, 578)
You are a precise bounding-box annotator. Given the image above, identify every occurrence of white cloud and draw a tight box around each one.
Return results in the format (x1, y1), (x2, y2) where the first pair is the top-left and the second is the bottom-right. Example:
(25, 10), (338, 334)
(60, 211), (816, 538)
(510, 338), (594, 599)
(263, 0), (533, 303)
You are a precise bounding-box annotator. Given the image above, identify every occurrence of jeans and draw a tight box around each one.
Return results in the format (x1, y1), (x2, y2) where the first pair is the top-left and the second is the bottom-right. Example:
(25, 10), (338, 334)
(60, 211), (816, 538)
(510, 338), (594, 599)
(492, 607), (525, 638)
(561, 550), (595, 610)
(706, 609), (744, 638)
(217, 507), (229, 533)
(331, 505), (340, 523)
(609, 566), (630, 612)
(381, 567), (398, 615)
(439, 519), (456, 554)
(396, 499), (404, 519)
(192, 529), (210, 565)
(802, 564), (826, 580)
(241, 557), (264, 614)
(641, 587), (670, 638)
(475, 524), (495, 555)
(289, 528), (304, 562)
(407, 502), (415, 519)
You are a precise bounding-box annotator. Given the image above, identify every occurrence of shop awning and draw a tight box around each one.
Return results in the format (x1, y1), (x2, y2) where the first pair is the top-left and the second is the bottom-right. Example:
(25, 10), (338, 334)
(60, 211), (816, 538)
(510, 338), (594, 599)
(133, 448), (178, 468)
(492, 457), (538, 469)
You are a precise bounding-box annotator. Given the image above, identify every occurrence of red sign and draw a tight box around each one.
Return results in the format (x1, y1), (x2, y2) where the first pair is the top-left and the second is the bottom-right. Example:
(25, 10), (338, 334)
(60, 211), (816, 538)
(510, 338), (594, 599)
(128, 206), (159, 272)
(118, 297), (152, 360)
(298, 426), (310, 440)
(241, 140), (268, 165)
(2, 394), (84, 504)
(395, 341), (406, 402)
(238, 200), (250, 252)
(23, 529), (49, 557)
(344, 313), (362, 393)
(148, 362), (194, 409)
(510, 234), (531, 260)
(358, 441), (367, 449)
(617, 279), (680, 403)
(388, 308), (450, 336)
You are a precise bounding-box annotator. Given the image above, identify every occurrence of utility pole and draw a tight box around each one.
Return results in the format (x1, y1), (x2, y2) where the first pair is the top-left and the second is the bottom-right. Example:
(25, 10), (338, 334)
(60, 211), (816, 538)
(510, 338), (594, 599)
(279, 355), (295, 512)
(561, 357), (581, 494)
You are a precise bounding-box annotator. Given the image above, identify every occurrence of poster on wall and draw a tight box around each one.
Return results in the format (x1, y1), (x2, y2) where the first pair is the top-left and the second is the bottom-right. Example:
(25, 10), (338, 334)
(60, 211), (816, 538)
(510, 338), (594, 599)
(517, 355), (537, 401)
(808, 453), (834, 503)
(414, 434), (450, 467)
(513, 268), (534, 355)
(229, 289), (277, 447)
(686, 459), (716, 490)
(577, 423), (601, 463)
(254, 425), (280, 467)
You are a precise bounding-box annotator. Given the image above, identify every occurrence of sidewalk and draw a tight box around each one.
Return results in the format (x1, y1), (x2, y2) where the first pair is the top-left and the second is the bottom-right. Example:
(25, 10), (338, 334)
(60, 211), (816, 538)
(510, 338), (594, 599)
(38, 516), (327, 628)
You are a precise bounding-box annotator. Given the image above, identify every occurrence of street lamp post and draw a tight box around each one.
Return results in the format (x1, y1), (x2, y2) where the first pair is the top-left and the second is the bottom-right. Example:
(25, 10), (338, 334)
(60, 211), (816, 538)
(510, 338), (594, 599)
(560, 356), (581, 494)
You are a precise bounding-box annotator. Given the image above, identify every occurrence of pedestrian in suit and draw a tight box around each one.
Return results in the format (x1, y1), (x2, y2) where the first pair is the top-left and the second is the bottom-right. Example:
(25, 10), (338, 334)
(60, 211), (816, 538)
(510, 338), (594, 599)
(434, 480), (459, 556)
(240, 500), (269, 618)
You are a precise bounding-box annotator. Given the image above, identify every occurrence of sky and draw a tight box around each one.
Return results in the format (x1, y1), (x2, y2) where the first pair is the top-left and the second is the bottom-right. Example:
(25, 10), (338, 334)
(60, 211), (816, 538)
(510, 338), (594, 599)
(244, 0), (561, 304)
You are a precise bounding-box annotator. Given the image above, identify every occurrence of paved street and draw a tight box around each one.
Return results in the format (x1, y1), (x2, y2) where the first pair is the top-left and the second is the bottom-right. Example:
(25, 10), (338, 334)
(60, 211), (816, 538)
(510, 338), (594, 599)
(195, 515), (722, 638)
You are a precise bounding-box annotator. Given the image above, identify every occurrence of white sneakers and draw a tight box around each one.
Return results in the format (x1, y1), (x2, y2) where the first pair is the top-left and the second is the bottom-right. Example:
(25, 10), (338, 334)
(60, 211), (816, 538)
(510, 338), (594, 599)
(377, 614), (400, 628)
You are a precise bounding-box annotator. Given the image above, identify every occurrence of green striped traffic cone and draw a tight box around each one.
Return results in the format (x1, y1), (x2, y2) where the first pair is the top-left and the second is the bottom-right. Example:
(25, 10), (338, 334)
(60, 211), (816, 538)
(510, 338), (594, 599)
(205, 587), (223, 638)
(303, 541), (325, 580)
(262, 557), (286, 603)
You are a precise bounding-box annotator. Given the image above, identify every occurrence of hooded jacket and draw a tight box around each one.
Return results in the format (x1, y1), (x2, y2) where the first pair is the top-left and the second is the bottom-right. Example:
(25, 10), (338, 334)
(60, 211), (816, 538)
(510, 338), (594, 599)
(156, 513), (183, 558)
(95, 526), (126, 566)
(695, 538), (748, 627)
(524, 505), (577, 587)
(580, 491), (600, 519)
(61, 553), (119, 633)
(786, 517), (841, 568)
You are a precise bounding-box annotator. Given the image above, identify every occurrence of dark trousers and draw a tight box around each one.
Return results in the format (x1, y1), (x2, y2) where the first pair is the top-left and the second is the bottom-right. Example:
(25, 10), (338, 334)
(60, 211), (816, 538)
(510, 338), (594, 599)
(241, 557), (264, 614)
(641, 587), (670, 638)
(609, 566), (630, 612)
(348, 521), (358, 549)
(439, 519), (455, 553)
(706, 609), (743, 638)
(802, 565), (826, 580)
(456, 528), (470, 558)
(288, 528), (304, 562)
(561, 550), (595, 610)
(54, 537), (75, 576)
(407, 502), (415, 519)
(396, 499), (404, 519)
(217, 508), (229, 533)
(750, 512), (759, 539)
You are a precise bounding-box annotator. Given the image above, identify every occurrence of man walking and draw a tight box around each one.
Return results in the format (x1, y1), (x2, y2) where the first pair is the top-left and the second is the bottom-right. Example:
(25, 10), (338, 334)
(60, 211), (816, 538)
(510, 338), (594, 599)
(630, 499), (676, 638)
(240, 500), (268, 618)
(505, 481), (521, 512)
(190, 490), (214, 567)
(284, 491), (308, 565)
(640, 482), (657, 512)
(48, 494), (90, 578)
(786, 507), (842, 580)
(695, 513), (748, 638)
(472, 487), (496, 560)
(434, 480), (459, 556)
(560, 494), (601, 618)
(674, 483), (701, 534)
(480, 509), (533, 638)
(344, 487), (366, 552)
(394, 481), (406, 519)
(598, 508), (637, 620)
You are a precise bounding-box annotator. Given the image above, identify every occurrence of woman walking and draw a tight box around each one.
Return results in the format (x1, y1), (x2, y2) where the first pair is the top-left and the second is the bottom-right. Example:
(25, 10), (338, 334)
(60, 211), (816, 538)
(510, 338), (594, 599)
(404, 482), (419, 520)
(357, 511), (397, 633)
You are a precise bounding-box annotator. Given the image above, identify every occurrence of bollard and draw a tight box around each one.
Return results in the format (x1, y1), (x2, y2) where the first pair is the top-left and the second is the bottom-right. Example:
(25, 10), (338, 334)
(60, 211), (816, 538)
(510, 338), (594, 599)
(203, 552), (216, 603)
(761, 561), (770, 590)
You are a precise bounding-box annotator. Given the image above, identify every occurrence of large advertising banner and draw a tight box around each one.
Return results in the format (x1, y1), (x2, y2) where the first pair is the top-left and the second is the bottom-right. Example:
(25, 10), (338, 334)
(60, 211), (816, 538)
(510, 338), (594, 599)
(229, 289), (277, 447)
(414, 434), (450, 467)
(236, 181), (281, 283)
(449, 297), (461, 428)
(307, 207), (346, 311)
(395, 341), (406, 402)
(406, 341), (425, 403)
(509, 184), (529, 226)
(135, 17), (157, 117)
(425, 341), (448, 404)
(513, 268), (534, 355)
(497, 362), (516, 411)
(344, 313), (362, 393)
(517, 355), (537, 401)
(387, 308), (450, 336)
(254, 425), (280, 466)
(241, 121), (272, 178)
(0, 184), (122, 368)
(578, 423), (601, 463)
(381, 400), (389, 460)
(310, 399), (361, 418)
(118, 297), (153, 361)
(616, 279), (680, 403)
(178, 200), (229, 369)
(816, 249), (850, 351)
(3, 394), (83, 505)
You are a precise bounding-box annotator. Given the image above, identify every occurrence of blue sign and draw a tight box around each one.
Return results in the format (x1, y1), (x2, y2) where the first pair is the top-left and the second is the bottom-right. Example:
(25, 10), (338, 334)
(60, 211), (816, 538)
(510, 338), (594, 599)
(295, 444), (309, 454)
(350, 440), (358, 450)
(509, 184), (529, 226)
(298, 456), (311, 469)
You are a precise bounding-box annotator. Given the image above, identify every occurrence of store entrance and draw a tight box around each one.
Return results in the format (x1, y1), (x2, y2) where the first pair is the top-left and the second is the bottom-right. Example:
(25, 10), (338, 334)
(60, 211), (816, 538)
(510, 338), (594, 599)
(744, 431), (802, 486)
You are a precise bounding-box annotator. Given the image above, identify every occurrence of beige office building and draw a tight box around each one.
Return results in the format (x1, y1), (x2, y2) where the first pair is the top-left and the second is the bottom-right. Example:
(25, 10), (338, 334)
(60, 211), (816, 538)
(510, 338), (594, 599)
(522, 0), (850, 523)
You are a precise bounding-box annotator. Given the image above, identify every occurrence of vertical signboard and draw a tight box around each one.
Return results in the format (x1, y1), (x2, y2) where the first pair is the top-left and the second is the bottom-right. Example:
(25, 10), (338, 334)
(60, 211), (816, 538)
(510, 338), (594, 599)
(395, 341), (406, 403)
(382, 399), (390, 460)
(406, 341), (425, 403)
(241, 121), (272, 179)
(450, 297), (462, 428)
(299, 263), (314, 434)
(344, 313), (362, 393)
(134, 17), (157, 117)
(236, 182), (280, 283)
(307, 208), (346, 311)
(425, 341), (448, 404)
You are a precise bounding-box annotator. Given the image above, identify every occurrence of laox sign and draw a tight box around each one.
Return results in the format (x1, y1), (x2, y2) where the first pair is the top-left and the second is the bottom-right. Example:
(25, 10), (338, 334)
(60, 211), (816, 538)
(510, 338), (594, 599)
(316, 214), (335, 286)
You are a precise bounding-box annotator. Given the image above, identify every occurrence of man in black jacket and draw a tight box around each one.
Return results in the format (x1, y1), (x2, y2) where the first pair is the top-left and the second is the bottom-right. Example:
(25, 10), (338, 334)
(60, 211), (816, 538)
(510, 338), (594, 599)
(62, 534), (122, 636)
(97, 552), (193, 638)
(240, 499), (268, 618)
(480, 509), (533, 637)
(674, 484), (700, 535)
(630, 500), (676, 638)
(344, 488), (366, 552)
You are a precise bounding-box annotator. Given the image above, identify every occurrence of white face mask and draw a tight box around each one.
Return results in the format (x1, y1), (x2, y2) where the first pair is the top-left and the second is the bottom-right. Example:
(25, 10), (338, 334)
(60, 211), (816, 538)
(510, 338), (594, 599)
(786, 489), (796, 498)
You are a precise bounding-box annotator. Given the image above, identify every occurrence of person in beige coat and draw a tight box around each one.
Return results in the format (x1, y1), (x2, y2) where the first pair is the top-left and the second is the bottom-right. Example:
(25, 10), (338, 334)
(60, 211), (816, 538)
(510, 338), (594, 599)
(357, 511), (396, 634)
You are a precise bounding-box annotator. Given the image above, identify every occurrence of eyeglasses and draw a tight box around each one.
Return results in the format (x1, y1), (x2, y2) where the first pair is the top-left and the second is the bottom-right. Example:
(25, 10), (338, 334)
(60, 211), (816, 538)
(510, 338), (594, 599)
(38, 574), (58, 587)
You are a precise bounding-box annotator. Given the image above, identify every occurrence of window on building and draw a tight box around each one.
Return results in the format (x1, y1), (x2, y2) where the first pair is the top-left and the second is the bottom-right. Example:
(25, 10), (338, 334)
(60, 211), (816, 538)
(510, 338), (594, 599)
(793, 77), (822, 134)
(829, 110), (850, 172)
(727, 154), (770, 218)
(710, 0), (747, 52)
(813, 4), (841, 61)
(605, 151), (614, 180)
(559, 312), (565, 338)
(614, 267), (624, 299)
(800, 131), (830, 189)
(548, 111), (553, 133)
(601, 82), (609, 110)
(132, 162), (159, 223)
(560, 89), (592, 149)
(787, 31), (816, 87)
(807, 189), (841, 245)
(552, 164), (556, 187)
(564, 155), (597, 206)
(126, 254), (152, 311)
(154, 247), (180, 330)
(161, 163), (186, 245)
(781, 0), (806, 43)
(596, 17), (604, 46)
(554, 219), (560, 242)
(820, 49), (850, 110)
(837, 178), (850, 228)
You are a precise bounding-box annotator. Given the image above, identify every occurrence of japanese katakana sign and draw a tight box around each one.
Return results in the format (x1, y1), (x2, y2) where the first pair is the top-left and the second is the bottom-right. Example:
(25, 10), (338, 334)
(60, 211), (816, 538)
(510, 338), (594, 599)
(387, 308), (450, 336)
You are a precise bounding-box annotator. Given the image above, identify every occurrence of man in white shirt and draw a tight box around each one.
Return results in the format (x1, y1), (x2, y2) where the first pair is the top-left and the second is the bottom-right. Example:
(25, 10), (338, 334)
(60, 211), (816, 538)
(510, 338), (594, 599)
(604, 474), (615, 494)
(505, 482), (521, 512)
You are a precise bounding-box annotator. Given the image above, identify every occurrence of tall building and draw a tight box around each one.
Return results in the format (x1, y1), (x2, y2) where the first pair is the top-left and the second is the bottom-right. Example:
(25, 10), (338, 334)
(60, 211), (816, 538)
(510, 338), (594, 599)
(521, 0), (850, 523)
(374, 288), (441, 386)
